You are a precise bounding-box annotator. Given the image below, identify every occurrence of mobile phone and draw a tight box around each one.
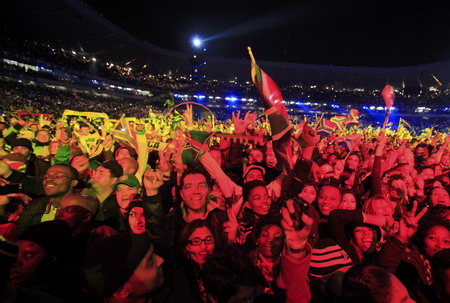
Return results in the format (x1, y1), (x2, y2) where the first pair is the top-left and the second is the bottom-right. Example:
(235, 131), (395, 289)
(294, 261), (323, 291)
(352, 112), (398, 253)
(290, 196), (309, 230)
(0, 183), (23, 195)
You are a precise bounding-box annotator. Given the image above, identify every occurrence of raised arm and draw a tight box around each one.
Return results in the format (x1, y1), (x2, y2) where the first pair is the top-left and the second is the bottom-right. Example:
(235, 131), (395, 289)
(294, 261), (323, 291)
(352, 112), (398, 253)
(277, 199), (313, 303)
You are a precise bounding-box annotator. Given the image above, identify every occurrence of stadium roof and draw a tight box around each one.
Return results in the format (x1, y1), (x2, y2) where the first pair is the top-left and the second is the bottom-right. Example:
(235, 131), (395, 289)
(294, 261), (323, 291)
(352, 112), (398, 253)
(2, 0), (450, 89)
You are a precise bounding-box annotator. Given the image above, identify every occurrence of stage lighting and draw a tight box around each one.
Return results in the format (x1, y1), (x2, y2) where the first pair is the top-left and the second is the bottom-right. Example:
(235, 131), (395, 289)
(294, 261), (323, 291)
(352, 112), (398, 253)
(192, 36), (202, 48)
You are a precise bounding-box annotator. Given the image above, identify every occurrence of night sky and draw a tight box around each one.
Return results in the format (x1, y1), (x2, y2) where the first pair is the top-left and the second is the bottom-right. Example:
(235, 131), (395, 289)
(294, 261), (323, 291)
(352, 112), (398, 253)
(82, 0), (450, 67)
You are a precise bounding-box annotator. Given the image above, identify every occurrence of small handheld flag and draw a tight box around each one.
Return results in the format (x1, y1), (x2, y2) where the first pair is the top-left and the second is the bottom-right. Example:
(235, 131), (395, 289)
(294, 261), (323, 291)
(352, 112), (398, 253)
(381, 85), (395, 128)
(316, 118), (337, 137)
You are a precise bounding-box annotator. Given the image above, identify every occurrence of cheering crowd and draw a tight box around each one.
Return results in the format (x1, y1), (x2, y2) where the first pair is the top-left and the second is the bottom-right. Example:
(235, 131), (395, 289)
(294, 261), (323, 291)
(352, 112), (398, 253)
(0, 87), (448, 303)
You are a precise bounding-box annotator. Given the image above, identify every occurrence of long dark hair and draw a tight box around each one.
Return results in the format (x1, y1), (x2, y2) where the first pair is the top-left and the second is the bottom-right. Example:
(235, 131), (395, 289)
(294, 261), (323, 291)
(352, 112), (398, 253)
(178, 219), (216, 260)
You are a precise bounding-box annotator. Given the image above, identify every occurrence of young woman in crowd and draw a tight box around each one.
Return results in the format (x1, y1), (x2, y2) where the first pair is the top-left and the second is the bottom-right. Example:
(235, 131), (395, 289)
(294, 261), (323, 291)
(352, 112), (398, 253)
(340, 190), (358, 210)
(233, 180), (280, 247)
(125, 199), (146, 235)
(177, 219), (217, 303)
(248, 216), (285, 298)
(298, 182), (318, 205)
(377, 213), (450, 303)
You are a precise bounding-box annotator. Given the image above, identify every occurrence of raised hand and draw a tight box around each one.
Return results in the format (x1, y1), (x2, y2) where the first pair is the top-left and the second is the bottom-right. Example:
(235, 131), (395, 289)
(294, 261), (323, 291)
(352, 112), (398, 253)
(143, 169), (164, 196)
(243, 110), (258, 126)
(158, 145), (175, 174)
(281, 199), (313, 257)
(297, 121), (317, 147)
(224, 207), (239, 243)
(231, 110), (246, 134)
(334, 160), (345, 178)
(6, 193), (33, 205)
(396, 200), (428, 243)
(182, 104), (194, 129)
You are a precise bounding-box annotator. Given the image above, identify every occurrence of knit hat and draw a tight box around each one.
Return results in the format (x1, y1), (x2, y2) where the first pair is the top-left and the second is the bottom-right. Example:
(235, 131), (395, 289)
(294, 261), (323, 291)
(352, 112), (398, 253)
(84, 233), (153, 297)
(114, 174), (140, 189)
(20, 220), (71, 257)
(11, 138), (34, 152)
(309, 238), (353, 277)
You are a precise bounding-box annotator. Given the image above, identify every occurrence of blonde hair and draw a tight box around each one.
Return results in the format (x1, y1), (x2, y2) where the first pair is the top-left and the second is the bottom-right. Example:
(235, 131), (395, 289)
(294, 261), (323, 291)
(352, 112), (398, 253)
(362, 194), (393, 215)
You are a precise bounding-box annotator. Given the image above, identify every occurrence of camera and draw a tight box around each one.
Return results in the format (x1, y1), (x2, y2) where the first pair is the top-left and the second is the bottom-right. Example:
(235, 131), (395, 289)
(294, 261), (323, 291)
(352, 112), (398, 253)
(290, 196), (309, 230)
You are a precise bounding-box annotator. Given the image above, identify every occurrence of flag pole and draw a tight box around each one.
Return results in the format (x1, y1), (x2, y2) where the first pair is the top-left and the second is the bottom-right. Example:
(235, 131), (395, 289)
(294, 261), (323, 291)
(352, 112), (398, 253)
(382, 108), (391, 129)
(247, 47), (255, 63)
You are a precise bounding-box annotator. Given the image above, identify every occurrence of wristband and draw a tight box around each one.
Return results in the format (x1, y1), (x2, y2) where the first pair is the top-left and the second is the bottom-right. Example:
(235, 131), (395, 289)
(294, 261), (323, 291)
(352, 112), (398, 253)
(285, 239), (307, 253)
(287, 246), (305, 254)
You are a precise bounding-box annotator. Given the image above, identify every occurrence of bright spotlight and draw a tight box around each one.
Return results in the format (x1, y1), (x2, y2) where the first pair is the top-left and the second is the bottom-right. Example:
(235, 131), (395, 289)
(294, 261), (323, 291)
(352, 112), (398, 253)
(192, 36), (202, 48)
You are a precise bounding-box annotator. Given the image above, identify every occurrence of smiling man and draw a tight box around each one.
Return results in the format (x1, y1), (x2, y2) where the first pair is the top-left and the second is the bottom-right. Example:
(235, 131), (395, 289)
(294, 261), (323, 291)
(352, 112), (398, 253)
(14, 164), (79, 235)
(317, 185), (342, 217)
(166, 167), (228, 248)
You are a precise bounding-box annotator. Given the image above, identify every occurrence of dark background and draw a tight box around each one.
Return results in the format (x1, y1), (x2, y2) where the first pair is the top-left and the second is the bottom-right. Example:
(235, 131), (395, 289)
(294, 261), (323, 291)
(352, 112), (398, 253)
(82, 0), (450, 67)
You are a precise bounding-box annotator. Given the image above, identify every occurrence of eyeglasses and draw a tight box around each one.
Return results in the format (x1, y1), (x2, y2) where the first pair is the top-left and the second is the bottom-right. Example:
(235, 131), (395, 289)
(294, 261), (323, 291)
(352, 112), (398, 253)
(182, 182), (208, 191)
(187, 236), (215, 246)
(43, 173), (73, 181)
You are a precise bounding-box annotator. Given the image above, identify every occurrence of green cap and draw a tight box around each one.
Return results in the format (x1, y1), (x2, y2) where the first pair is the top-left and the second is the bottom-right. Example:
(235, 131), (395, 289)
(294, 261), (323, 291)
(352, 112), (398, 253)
(114, 174), (140, 189)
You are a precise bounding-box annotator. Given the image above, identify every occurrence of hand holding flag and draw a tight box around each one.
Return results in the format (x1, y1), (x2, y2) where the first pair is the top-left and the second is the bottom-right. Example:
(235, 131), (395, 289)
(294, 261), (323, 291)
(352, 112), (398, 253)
(248, 46), (293, 171)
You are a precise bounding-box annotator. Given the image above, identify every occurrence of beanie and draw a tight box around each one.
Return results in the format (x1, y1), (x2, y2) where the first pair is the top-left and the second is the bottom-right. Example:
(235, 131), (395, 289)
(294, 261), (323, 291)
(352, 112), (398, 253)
(11, 138), (34, 152)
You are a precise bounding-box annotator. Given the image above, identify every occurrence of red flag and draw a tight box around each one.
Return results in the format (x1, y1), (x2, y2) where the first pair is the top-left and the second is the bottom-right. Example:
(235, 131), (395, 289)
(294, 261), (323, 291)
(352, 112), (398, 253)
(248, 47), (293, 171)
(248, 47), (292, 140)
(381, 85), (395, 109)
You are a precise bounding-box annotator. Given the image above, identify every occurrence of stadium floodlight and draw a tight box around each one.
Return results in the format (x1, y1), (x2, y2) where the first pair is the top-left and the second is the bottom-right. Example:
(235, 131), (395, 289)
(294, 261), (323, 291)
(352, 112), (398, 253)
(192, 36), (202, 48)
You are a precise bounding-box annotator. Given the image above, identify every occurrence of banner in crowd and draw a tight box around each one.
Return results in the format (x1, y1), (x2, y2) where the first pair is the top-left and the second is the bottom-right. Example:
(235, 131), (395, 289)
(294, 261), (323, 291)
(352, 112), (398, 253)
(62, 110), (109, 120)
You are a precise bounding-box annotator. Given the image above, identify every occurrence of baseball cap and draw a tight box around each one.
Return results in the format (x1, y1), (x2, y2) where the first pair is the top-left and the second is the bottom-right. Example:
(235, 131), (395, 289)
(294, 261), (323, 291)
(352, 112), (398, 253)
(100, 160), (123, 178)
(114, 174), (140, 189)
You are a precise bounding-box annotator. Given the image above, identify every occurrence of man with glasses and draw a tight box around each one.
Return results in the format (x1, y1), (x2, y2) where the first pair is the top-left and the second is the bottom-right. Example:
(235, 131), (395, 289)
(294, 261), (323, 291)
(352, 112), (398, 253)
(0, 162), (79, 235)
(167, 167), (228, 247)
